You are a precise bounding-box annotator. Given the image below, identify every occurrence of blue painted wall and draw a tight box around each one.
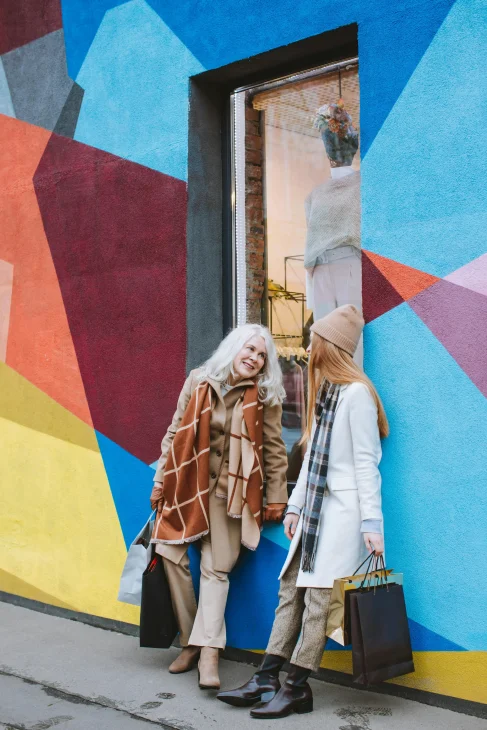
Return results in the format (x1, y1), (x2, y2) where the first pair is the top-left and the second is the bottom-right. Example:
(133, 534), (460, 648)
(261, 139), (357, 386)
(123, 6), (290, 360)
(2, 0), (486, 704)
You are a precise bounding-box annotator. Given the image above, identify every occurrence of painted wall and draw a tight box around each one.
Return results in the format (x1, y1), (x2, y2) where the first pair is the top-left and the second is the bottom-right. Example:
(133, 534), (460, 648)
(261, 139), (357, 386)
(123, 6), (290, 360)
(0, 0), (486, 706)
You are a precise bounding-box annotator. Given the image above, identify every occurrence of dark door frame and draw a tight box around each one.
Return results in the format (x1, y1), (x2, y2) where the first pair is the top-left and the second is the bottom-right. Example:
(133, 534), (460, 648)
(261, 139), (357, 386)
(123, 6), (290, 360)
(186, 23), (358, 371)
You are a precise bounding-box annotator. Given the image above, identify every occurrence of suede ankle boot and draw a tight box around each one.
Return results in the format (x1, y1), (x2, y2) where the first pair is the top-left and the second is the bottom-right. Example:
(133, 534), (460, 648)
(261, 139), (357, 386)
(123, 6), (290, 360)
(250, 663), (313, 719)
(216, 654), (285, 707)
(198, 647), (220, 689)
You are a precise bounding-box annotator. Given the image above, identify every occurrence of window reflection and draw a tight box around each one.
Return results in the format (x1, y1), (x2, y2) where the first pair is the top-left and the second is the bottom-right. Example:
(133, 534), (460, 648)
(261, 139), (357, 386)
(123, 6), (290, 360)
(237, 62), (361, 482)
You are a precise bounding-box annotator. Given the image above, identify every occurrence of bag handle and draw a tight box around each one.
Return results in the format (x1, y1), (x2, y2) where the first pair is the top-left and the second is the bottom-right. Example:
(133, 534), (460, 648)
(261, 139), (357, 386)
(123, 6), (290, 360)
(365, 553), (390, 592)
(352, 552), (376, 578)
(361, 553), (379, 591)
(355, 552), (389, 591)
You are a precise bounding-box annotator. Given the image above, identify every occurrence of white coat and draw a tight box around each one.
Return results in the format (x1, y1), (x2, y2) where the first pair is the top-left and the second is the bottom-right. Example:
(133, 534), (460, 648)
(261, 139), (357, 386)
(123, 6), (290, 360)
(279, 382), (383, 588)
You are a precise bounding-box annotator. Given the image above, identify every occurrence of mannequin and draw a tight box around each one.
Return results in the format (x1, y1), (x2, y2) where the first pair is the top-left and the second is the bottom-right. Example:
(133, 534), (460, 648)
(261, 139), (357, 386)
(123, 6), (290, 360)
(305, 101), (363, 365)
(329, 165), (354, 181)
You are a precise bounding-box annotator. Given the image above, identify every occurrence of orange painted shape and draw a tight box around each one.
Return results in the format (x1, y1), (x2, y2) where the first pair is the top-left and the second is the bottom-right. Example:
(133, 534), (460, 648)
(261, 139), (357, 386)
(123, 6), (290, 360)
(0, 116), (92, 426)
(364, 250), (440, 300)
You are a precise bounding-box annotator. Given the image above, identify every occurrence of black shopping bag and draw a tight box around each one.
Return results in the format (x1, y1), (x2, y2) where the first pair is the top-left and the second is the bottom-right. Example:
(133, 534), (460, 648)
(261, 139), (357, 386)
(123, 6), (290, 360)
(350, 580), (414, 685)
(140, 553), (178, 648)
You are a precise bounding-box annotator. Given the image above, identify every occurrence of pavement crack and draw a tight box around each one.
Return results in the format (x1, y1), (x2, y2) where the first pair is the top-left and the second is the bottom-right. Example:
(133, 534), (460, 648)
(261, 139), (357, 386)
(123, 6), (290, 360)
(0, 668), (189, 730)
(31, 717), (74, 730)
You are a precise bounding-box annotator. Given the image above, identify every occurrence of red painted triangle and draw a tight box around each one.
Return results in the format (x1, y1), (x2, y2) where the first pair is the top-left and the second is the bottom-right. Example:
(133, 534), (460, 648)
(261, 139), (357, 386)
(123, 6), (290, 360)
(362, 251), (404, 323)
(363, 250), (439, 300)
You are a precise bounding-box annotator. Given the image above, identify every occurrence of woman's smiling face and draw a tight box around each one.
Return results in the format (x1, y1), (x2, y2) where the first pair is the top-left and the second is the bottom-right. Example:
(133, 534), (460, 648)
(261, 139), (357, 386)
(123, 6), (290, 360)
(232, 335), (267, 381)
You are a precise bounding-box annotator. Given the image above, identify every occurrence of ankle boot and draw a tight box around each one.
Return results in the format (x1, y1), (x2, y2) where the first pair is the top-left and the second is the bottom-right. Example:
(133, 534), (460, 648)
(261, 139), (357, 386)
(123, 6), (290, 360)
(198, 647), (220, 690)
(250, 663), (313, 719)
(216, 654), (284, 707)
(168, 646), (200, 674)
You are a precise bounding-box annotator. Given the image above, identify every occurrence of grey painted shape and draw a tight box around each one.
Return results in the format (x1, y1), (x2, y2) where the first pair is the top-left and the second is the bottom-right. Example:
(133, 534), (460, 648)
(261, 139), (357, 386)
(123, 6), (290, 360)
(0, 58), (15, 117)
(53, 81), (85, 138)
(2, 29), (73, 131)
(186, 79), (225, 372)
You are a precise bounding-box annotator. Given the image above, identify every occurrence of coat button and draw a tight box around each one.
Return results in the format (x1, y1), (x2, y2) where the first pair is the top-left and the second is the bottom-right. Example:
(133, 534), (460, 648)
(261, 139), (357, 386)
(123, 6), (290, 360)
(219, 429), (224, 436)
(216, 449), (222, 457)
(211, 472), (217, 479)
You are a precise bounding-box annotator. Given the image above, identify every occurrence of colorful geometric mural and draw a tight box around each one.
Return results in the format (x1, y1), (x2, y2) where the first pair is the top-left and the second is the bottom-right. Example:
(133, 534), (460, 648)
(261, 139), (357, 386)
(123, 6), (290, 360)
(0, 0), (486, 709)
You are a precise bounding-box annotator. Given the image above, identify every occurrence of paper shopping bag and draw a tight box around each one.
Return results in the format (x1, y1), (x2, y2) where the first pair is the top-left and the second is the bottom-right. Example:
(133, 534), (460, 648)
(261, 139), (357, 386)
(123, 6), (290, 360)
(326, 555), (401, 646)
(117, 512), (155, 606)
(350, 582), (414, 685)
(140, 553), (178, 648)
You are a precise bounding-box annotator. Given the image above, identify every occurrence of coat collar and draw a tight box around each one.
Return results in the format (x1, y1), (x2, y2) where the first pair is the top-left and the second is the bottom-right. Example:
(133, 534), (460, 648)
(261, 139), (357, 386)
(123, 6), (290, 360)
(337, 383), (349, 406)
(206, 375), (255, 405)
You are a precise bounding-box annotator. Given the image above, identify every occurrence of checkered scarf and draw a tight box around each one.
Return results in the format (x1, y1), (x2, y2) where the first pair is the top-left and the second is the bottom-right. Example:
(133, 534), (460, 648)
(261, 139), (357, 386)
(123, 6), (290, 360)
(151, 380), (264, 550)
(301, 380), (341, 573)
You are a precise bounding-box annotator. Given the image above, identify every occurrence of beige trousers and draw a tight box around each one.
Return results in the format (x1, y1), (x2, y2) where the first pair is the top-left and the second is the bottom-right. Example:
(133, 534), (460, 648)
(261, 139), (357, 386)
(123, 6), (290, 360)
(162, 533), (236, 649)
(307, 253), (363, 367)
(266, 544), (332, 672)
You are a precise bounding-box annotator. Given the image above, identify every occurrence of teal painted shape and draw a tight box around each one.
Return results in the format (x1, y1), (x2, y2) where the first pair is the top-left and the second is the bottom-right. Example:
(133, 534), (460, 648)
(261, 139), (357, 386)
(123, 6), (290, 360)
(74, 0), (204, 180)
(62, 0), (455, 155)
(0, 58), (15, 117)
(363, 0), (487, 276)
(61, 0), (123, 79)
(262, 521), (291, 551)
(96, 431), (155, 549)
(364, 304), (487, 650)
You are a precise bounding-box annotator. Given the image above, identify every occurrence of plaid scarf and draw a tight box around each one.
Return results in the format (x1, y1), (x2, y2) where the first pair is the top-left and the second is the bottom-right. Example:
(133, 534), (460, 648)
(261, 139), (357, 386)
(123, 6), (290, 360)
(152, 380), (264, 550)
(301, 380), (341, 572)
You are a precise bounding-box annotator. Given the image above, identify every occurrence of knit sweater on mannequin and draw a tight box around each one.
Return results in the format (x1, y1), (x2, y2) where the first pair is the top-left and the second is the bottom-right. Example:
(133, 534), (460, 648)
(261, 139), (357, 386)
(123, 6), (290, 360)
(304, 170), (361, 269)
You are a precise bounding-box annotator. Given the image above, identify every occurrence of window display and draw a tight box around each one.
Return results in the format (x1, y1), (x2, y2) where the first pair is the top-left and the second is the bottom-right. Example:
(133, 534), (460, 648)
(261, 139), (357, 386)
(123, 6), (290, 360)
(231, 59), (361, 482)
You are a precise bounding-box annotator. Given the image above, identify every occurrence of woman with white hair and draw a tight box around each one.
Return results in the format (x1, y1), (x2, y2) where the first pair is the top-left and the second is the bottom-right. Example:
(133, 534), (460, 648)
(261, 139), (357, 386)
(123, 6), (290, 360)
(150, 324), (288, 689)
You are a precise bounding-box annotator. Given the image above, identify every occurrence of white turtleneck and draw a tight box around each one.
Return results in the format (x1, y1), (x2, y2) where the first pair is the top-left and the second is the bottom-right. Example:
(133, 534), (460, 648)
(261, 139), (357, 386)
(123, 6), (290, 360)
(330, 165), (356, 180)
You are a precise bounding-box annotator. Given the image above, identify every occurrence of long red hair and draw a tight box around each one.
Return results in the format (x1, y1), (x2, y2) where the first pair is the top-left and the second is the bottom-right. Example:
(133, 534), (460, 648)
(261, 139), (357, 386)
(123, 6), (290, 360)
(303, 334), (389, 442)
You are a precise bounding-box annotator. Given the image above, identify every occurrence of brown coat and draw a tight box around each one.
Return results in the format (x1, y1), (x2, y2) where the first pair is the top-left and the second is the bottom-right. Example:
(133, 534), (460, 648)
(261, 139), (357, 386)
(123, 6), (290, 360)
(153, 369), (288, 572)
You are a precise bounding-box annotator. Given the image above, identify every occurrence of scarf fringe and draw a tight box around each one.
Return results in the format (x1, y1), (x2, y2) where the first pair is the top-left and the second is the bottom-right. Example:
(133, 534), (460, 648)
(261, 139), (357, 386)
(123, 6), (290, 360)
(301, 537), (319, 572)
(151, 529), (209, 546)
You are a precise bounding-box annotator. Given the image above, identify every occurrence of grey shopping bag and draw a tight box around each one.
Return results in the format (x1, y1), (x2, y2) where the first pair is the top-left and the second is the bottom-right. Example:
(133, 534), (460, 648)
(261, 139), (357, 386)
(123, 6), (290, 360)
(117, 512), (155, 606)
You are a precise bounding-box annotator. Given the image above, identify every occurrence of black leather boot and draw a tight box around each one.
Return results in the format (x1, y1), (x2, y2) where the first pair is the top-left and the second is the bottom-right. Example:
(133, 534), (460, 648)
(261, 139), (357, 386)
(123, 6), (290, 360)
(250, 663), (313, 719)
(216, 654), (284, 707)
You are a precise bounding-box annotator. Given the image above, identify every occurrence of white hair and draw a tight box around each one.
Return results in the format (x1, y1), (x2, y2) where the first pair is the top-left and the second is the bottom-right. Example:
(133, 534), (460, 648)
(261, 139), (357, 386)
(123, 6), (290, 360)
(197, 324), (285, 406)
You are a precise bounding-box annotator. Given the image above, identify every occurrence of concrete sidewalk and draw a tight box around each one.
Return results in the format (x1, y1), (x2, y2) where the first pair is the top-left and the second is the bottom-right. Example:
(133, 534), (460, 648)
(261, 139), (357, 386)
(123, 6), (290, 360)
(0, 602), (485, 730)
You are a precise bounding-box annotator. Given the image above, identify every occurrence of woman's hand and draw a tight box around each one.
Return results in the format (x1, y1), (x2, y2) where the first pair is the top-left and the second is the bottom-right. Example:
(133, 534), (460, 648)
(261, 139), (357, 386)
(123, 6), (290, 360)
(283, 513), (299, 541)
(264, 503), (287, 522)
(363, 532), (384, 556)
(150, 482), (164, 513)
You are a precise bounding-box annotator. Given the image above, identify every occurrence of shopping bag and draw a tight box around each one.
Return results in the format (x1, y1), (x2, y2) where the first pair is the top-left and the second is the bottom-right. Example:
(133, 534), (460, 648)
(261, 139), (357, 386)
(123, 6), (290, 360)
(117, 512), (155, 606)
(140, 552), (178, 649)
(350, 557), (414, 685)
(326, 553), (401, 646)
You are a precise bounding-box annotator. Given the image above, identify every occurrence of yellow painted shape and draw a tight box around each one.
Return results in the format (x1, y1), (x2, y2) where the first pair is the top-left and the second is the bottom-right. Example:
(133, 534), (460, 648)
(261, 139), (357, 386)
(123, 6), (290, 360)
(0, 567), (76, 611)
(320, 650), (487, 704)
(0, 405), (139, 625)
(0, 361), (98, 452)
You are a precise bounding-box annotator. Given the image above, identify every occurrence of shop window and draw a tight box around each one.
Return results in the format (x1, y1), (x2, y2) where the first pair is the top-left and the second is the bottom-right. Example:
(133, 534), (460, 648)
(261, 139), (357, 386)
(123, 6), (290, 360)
(231, 58), (361, 483)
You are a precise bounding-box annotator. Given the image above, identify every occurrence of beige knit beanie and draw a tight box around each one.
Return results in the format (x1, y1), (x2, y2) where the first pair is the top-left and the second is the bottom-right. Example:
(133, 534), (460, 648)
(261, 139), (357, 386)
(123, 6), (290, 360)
(310, 304), (364, 356)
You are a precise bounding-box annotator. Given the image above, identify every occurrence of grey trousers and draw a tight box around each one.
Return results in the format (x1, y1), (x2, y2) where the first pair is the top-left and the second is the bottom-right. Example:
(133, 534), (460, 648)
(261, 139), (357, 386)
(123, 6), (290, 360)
(266, 544), (332, 672)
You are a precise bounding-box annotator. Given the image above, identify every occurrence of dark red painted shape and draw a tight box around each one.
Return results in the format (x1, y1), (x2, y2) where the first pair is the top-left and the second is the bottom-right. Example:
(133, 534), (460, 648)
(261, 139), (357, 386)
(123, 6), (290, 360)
(0, 0), (62, 56)
(362, 251), (404, 324)
(34, 134), (187, 464)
